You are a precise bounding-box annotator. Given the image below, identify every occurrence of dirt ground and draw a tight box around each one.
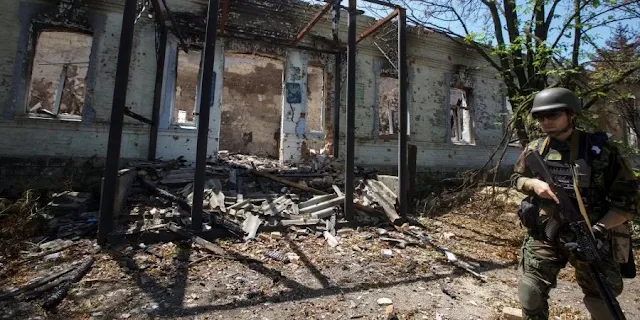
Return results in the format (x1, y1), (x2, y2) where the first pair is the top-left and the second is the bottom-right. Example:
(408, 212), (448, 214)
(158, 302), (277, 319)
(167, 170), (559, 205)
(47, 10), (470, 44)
(2, 190), (640, 320)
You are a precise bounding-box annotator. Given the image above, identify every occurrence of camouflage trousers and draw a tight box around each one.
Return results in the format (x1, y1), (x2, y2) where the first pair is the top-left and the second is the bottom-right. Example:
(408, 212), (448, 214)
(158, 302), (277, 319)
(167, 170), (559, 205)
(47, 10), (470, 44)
(517, 233), (623, 320)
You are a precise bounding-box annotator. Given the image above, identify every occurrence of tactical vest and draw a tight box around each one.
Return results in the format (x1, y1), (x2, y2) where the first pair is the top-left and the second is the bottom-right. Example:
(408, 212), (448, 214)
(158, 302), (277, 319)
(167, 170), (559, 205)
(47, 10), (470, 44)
(537, 131), (608, 218)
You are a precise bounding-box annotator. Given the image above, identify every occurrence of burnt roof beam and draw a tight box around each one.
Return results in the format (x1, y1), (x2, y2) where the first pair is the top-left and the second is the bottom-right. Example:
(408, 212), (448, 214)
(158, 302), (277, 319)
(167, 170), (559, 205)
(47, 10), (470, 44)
(219, 0), (230, 31)
(356, 8), (398, 44)
(291, 1), (333, 47)
(150, 0), (167, 26)
(160, 0), (189, 53)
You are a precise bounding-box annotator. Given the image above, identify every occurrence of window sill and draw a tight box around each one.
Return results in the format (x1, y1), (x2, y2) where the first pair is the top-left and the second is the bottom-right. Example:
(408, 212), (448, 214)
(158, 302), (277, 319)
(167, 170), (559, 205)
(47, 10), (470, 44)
(305, 131), (324, 140)
(451, 140), (476, 146)
(18, 114), (82, 123)
(379, 134), (398, 141)
(169, 124), (197, 130)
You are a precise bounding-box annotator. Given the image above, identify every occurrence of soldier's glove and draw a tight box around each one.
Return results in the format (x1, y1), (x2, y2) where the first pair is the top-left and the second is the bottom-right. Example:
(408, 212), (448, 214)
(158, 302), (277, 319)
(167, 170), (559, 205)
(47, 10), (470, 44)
(564, 223), (609, 262)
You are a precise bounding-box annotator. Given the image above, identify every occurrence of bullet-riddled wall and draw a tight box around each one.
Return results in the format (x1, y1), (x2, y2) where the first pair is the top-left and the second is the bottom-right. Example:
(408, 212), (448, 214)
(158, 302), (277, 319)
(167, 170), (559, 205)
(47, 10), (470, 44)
(0, 0), (520, 174)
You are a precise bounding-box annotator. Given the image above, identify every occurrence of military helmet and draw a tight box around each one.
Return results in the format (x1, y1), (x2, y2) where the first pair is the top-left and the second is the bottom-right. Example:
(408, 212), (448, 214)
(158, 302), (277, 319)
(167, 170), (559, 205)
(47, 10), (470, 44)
(530, 87), (581, 114)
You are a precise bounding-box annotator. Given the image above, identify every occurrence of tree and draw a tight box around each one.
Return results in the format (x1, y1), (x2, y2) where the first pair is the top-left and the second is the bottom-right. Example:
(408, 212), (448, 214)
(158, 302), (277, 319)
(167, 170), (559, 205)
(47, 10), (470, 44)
(363, 0), (640, 146)
(588, 25), (640, 147)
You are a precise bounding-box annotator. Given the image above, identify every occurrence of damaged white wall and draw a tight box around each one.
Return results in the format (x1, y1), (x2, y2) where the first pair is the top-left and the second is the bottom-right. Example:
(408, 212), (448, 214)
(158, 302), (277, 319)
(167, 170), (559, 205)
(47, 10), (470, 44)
(0, 0), (521, 173)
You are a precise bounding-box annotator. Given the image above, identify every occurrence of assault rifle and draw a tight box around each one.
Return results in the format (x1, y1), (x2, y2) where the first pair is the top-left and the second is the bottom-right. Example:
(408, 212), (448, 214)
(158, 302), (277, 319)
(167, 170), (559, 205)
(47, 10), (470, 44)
(525, 150), (626, 320)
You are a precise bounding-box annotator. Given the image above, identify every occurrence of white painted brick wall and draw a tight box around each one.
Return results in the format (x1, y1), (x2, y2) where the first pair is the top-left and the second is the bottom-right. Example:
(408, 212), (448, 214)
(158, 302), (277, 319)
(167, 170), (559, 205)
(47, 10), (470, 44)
(0, 0), (20, 107)
(0, 0), (521, 172)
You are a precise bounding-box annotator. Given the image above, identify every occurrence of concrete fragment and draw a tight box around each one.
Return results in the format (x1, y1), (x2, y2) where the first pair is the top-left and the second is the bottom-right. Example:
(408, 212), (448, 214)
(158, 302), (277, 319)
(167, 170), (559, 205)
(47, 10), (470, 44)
(229, 199), (250, 210)
(377, 298), (393, 305)
(326, 213), (337, 235)
(114, 168), (137, 215)
(285, 252), (300, 262)
(324, 231), (339, 247)
(502, 307), (522, 320)
(332, 185), (343, 196)
(280, 218), (321, 226)
(381, 249), (393, 258)
(299, 196), (344, 215)
(208, 191), (226, 212)
(380, 237), (407, 249)
(311, 206), (337, 219)
(48, 191), (92, 215)
(242, 212), (262, 240)
(298, 194), (338, 209)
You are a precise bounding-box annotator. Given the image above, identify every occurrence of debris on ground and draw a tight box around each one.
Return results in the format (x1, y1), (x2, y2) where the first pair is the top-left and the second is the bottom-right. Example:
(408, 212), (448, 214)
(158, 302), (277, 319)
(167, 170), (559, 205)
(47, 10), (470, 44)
(502, 306), (523, 320)
(0, 153), (630, 319)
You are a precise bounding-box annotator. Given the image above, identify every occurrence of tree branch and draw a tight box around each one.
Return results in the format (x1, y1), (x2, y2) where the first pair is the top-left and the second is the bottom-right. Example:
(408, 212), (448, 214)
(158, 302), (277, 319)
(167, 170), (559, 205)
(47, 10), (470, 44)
(583, 66), (640, 109)
(572, 0), (582, 69)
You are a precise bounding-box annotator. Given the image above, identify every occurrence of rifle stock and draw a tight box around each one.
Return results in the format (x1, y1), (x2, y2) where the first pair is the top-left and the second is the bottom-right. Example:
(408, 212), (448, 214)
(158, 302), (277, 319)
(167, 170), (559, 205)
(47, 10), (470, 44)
(524, 150), (626, 320)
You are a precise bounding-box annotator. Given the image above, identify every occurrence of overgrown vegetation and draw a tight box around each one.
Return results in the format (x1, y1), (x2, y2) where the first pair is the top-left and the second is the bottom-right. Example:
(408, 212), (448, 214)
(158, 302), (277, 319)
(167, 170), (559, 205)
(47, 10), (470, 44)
(0, 190), (49, 258)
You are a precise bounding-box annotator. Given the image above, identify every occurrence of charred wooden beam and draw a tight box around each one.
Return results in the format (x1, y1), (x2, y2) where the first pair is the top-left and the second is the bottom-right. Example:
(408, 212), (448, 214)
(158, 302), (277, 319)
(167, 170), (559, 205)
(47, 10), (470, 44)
(160, 0), (189, 52)
(219, 0), (230, 31)
(291, 1), (333, 46)
(124, 108), (153, 125)
(356, 9), (398, 44)
(150, 0), (167, 26)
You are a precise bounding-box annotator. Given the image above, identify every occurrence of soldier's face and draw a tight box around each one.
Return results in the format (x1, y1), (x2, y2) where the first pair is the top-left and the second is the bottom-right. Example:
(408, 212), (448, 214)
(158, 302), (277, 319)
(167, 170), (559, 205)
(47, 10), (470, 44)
(534, 110), (572, 136)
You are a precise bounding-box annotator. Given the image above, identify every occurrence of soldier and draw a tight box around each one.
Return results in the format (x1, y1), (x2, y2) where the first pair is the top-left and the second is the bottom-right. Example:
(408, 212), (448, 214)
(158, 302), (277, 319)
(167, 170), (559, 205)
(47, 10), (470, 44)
(511, 87), (638, 320)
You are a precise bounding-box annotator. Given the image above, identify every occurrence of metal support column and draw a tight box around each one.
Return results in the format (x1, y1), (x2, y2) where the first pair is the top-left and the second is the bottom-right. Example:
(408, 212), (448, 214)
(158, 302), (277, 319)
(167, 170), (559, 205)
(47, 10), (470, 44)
(397, 8), (408, 217)
(408, 144), (417, 213)
(97, 0), (137, 245)
(191, 0), (220, 233)
(344, 0), (356, 220)
(148, 25), (167, 161)
(332, 0), (341, 158)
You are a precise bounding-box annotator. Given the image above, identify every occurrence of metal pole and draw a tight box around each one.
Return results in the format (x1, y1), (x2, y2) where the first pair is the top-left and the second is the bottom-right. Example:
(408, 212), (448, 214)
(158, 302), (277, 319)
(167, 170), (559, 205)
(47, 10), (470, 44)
(332, 0), (341, 158)
(397, 8), (408, 217)
(191, 0), (220, 233)
(344, 0), (356, 220)
(408, 144), (417, 213)
(97, 0), (137, 245)
(149, 25), (167, 161)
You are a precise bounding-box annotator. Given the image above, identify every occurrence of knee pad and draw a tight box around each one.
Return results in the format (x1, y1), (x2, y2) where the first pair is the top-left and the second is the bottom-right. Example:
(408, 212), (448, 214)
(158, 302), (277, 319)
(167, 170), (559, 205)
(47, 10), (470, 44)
(518, 274), (545, 313)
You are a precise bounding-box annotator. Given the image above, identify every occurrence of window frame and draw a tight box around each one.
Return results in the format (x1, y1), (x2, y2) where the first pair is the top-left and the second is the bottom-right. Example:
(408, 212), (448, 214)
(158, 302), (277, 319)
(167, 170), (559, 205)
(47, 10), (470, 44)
(304, 63), (326, 138)
(4, 1), (99, 123)
(448, 86), (476, 145)
(24, 29), (94, 122)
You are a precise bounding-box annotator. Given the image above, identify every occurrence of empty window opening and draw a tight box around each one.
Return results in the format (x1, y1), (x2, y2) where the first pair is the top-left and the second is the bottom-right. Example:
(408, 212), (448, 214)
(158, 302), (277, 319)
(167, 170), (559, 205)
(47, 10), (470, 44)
(220, 54), (284, 158)
(174, 49), (202, 126)
(27, 31), (92, 119)
(378, 76), (399, 137)
(306, 65), (324, 133)
(450, 88), (474, 144)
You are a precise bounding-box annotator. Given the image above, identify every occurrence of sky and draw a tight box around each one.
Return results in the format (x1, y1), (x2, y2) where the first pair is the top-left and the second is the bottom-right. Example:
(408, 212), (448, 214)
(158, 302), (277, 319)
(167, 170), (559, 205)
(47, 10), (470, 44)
(318, 0), (640, 60)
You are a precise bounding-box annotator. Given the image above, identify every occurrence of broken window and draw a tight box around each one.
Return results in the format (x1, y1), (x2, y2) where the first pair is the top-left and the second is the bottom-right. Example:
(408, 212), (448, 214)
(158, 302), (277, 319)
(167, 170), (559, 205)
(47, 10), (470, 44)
(450, 88), (474, 144)
(306, 65), (324, 133)
(174, 49), (203, 125)
(220, 53), (284, 158)
(378, 76), (399, 136)
(27, 31), (92, 119)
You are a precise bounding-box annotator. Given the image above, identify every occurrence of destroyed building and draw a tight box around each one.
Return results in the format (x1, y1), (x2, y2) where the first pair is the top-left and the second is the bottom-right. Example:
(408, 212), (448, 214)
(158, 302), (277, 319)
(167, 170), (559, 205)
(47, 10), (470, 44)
(0, 0), (520, 192)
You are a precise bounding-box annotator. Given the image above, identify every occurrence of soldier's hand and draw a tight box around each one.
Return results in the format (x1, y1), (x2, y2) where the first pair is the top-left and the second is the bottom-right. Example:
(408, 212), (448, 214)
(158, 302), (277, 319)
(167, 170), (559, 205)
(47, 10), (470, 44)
(529, 179), (560, 204)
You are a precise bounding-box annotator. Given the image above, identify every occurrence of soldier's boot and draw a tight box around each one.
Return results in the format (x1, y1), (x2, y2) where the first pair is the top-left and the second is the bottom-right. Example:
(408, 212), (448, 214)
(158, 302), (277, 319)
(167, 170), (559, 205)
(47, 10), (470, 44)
(584, 295), (615, 320)
(518, 273), (550, 320)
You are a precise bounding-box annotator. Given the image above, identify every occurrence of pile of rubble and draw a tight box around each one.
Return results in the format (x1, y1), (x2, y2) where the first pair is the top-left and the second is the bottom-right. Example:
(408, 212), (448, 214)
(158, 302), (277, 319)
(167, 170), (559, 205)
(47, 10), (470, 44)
(120, 152), (398, 243)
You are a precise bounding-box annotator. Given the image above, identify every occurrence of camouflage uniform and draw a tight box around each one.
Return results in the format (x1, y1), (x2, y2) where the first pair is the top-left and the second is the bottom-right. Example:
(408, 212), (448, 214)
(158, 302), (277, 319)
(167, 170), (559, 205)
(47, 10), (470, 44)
(511, 129), (638, 320)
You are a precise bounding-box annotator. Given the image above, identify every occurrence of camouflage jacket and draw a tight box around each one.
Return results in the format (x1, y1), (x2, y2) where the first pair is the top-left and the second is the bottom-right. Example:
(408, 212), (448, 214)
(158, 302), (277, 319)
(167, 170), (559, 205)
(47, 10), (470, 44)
(511, 129), (639, 222)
